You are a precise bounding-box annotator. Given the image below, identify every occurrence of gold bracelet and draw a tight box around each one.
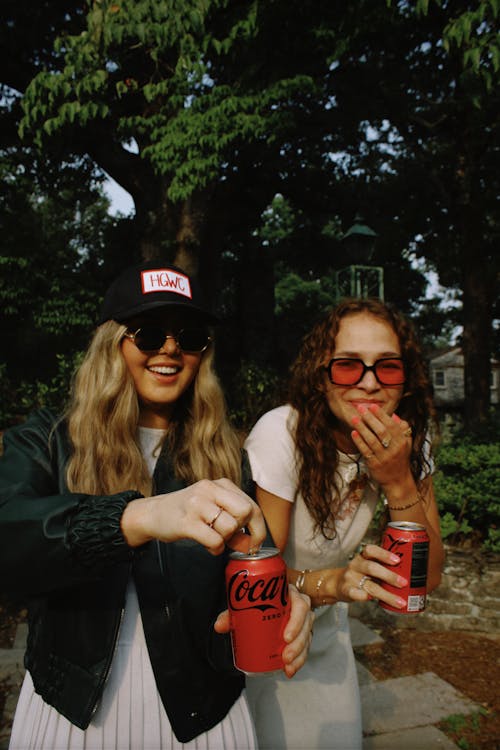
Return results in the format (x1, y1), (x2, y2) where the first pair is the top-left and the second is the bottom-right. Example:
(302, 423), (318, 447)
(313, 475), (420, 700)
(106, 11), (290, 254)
(295, 569), (311, 592)
(387, 492), (423, 511)
(315, 575), (325, 598)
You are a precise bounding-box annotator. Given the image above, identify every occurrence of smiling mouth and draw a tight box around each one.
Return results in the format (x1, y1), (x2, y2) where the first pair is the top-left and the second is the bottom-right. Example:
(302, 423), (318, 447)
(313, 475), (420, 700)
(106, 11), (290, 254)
(148, 365), (180, 376)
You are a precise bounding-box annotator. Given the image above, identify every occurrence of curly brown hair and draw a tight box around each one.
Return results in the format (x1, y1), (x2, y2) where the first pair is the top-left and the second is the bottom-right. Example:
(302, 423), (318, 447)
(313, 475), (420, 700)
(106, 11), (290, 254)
(288, 298), (438, 539)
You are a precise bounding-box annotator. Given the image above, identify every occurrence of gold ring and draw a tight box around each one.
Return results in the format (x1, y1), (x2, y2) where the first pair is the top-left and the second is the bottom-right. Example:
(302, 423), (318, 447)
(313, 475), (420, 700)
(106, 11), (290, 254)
(382, 438), (391, 449)
(208, 507), (223, 528)
(358, 575), (370, 591)
(404, 427), (412, 437)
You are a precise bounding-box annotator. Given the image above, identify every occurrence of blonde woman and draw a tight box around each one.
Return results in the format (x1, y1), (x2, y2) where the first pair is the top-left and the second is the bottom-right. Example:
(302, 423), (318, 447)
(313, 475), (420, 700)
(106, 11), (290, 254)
(0, 261), (312, 750)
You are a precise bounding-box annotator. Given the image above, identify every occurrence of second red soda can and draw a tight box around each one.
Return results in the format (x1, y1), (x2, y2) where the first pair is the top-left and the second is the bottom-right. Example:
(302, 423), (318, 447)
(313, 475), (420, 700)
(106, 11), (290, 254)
(226, 547), (291, 673)
(379, 521), (429, 614)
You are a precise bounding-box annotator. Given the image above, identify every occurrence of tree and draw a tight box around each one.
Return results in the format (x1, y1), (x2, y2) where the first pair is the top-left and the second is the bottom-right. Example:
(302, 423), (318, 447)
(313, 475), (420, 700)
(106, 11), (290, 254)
(16, 1), (334, 274)
(318, 0), (499, 432)
(0, 146), (119, 383)
(2, 0), (497, 431)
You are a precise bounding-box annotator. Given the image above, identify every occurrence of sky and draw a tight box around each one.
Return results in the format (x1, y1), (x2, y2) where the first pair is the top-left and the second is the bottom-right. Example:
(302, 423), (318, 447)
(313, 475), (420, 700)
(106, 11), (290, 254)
(104, 177), (134, 216)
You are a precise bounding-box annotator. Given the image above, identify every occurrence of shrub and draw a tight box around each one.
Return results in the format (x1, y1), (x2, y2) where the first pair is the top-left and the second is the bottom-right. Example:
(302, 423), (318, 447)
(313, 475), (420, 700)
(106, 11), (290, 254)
(433, 441), (500, 552)
(0, 352), (83, 428)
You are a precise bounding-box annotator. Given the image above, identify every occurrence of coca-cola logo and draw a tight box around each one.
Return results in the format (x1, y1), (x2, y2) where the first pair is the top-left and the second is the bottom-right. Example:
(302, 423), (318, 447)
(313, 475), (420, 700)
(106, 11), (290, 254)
(384, 534), (408, 560)
(227, 568), (289, 612)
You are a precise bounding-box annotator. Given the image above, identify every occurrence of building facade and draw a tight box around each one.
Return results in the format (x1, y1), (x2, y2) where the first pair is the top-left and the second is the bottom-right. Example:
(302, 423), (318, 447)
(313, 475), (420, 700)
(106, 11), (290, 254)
(429, 347), (500, 408)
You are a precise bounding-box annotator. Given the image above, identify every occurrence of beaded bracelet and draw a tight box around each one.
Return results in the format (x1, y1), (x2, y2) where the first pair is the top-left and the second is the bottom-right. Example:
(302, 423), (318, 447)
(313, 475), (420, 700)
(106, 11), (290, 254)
(387, 492), (424, 511)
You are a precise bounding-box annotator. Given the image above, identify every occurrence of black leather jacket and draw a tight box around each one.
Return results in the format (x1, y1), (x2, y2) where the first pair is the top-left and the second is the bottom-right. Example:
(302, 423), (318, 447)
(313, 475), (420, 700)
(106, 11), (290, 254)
(0, 409), (244, 742)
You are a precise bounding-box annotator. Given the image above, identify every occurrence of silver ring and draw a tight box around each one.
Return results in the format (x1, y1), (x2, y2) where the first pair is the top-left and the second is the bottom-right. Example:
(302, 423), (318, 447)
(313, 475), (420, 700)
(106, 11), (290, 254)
(208, 507), (223, 528)
(366, 452), (375, 460)
(382, 438), (391, 449)
(358, 575), (370, 591)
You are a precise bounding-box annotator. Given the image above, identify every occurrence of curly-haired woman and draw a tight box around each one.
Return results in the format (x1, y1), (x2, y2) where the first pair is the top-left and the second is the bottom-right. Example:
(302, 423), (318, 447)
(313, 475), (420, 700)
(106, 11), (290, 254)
(0, 261), (312, 750)
(244, 298), (445, 749)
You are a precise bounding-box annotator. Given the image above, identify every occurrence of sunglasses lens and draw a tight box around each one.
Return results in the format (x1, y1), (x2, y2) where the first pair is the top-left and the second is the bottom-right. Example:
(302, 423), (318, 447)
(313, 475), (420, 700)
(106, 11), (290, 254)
(375, 359), (405, 384)
(133, 327), (166, 351)
(330, 360), (364, 385)
(128, 326), (210, 352)
(329, 358), (405, 385)
(177, 328), (210, 352)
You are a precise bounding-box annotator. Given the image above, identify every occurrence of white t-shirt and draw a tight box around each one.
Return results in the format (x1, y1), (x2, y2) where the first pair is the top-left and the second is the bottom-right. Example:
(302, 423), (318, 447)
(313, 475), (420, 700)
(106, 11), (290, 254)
(245, 404), (380, 571)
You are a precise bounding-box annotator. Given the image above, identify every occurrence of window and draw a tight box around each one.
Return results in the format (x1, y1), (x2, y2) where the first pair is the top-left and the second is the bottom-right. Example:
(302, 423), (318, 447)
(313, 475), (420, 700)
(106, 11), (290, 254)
(434, 370), (445, 388)
(491, 370), (498, 389)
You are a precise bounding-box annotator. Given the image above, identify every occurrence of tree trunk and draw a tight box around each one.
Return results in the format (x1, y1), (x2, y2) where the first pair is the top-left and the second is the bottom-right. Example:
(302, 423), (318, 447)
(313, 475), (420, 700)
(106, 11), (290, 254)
(459, 150), (493, 435)
(239, 238), (276, 367)
(462, 256), (492, 434)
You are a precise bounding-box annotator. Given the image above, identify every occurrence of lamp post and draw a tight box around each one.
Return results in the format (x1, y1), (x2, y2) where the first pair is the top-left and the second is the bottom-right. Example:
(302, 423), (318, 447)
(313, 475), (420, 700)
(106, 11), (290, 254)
(335, 214), (384, 300)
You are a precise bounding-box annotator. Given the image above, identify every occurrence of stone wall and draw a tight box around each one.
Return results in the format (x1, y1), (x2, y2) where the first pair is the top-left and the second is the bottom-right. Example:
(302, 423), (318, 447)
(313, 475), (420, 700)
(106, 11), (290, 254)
(350, 545), (500, 634)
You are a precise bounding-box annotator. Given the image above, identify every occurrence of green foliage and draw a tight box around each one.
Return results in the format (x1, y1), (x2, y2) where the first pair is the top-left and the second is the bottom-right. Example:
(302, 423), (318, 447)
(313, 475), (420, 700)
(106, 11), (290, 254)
(0, 365), (17, 428)
(275, 272), (333, 318)
(0, 148), (120, 388)
(409, 0), (500, 90)
(483, 527), (500, 553)
(256, 194), (296, 248)
(229, 360), (284, 432)
(274, 271), (337, 362)
(440, 712), (469, 734)
(434, 440), (500, 551)
(439, 708), (489, 749)
(19, 0), (317, 201)
(0, 352), (82, 427)
(18, 352), (83, 415)
(139, 74), (316, 201)
(439, 511), (473, 540)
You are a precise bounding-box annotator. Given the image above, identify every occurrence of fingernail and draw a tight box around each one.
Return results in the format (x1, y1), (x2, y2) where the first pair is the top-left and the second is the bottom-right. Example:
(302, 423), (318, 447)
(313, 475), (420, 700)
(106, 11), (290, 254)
(392, 413), (401, 423)
(368, 403), (378, 413)
(396, 597), (407, 608)
(390, 553), (401, 564)
(397, 576), (408, 586)
(351, 430), (359, 439)
(356, 404), (367, 414)
(351, 416), (360, 425)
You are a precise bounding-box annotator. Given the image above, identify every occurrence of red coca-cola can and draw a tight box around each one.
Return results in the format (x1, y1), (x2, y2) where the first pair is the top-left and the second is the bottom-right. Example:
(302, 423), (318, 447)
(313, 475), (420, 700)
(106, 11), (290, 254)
(379, 521), (429, 614)
(225, 547), (291, 673)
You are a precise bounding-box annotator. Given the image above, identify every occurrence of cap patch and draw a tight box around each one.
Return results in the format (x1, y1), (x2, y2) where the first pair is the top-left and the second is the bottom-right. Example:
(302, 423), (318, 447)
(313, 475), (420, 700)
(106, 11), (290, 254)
(141, 268), (192, 299)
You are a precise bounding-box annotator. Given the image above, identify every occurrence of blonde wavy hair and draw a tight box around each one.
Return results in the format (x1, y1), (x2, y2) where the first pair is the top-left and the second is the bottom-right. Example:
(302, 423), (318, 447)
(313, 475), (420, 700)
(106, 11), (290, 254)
(65, 320), (241, 496)
(288, 298), (438, 540)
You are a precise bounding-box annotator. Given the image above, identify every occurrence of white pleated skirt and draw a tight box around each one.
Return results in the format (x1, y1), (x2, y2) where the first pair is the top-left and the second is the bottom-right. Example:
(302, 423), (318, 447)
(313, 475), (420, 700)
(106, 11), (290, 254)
(9, 583), (256, 750)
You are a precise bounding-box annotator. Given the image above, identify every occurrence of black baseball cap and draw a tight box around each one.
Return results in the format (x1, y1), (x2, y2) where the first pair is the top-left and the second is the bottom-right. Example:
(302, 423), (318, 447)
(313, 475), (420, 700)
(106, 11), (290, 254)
(98, 261), (218, 325)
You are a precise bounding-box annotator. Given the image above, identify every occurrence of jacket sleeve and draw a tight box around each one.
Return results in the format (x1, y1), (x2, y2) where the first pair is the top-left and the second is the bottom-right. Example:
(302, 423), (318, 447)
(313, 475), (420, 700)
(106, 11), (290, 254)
(0, 409), (143, 596)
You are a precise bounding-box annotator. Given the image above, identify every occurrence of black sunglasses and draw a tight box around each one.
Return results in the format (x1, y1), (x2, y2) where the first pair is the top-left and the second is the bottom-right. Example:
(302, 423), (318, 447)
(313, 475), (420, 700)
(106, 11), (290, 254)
(124, 326), (212, 353)
(325, 357), (405, 386)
